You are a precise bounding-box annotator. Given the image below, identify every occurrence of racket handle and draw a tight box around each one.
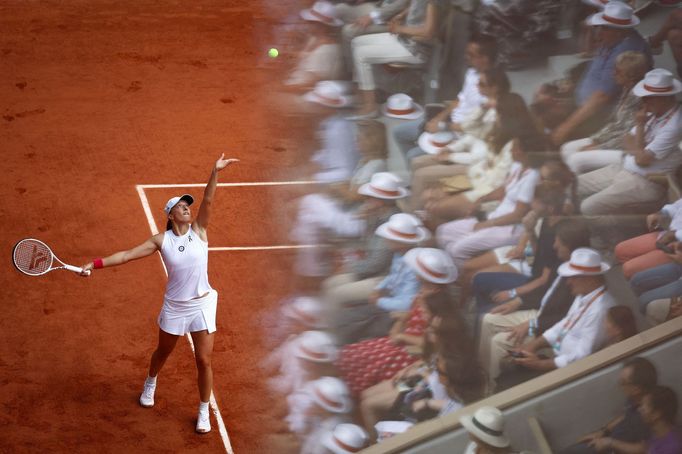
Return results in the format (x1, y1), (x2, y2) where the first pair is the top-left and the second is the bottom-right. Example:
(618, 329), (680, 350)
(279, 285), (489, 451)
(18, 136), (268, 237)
(65, 264), (89, 275)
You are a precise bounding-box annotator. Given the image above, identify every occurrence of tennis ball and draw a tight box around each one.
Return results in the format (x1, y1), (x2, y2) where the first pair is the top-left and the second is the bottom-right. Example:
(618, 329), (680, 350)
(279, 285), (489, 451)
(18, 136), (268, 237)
(268, 48), (279, 58)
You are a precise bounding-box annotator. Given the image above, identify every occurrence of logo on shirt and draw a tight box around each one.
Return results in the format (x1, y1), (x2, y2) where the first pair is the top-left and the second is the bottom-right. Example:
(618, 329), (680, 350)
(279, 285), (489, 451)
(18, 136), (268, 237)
(178, 246), (185, 252)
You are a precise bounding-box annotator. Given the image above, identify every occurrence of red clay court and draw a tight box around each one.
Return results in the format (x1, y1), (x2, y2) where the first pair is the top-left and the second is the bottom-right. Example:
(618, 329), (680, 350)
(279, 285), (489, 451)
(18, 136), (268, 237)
(1, 1), (313, 452)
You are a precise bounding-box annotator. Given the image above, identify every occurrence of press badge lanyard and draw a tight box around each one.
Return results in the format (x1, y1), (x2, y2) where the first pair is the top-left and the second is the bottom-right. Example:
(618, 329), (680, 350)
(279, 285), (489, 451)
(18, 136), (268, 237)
(552, 286), (605, 353)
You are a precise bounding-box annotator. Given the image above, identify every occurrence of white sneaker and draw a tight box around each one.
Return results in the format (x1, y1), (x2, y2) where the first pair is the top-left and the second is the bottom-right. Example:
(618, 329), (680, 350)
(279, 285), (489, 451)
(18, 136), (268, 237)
(196, 408), (211, 434)
(139, 381), (156, 408)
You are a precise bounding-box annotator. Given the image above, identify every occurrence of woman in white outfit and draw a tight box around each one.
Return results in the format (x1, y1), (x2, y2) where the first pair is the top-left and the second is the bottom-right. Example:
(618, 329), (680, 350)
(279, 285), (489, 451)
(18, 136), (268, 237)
(80, 154), (239, 434)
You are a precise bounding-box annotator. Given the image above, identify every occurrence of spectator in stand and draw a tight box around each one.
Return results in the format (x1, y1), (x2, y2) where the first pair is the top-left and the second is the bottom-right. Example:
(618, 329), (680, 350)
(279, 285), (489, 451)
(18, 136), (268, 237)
(286, 2), (344, 89)
(603, 305), (638, 347)
(549, 1), (651, 147)
(559, 51), (649, 175)
(478, 218), (591, 388)
(416, 93), (537, 217)
(336, 248), (457, 396)
(471, 184), (567, 318)
(349, 0), (438, 118)
(359, 313), (478, 438)
(560, 357), (657, 454)
(335, 0), (409, 72)
(435, 134), (542, 268)
(392, 35), (497, 159)
(320, 172), (404, 318)
(588, 386), (682, 454)
(577, 69), (682, 216)
(332, 213), (428, 344)
(648, 8), (682, 78)
(497, 248), (616, 390)
(409, 65), (510, 163)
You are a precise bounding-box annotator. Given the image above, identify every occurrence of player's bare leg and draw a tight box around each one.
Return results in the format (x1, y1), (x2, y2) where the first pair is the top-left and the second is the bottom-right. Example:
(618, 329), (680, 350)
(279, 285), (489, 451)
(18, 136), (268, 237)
(140, 329), (179, 408)
(191, 329), (215, 433)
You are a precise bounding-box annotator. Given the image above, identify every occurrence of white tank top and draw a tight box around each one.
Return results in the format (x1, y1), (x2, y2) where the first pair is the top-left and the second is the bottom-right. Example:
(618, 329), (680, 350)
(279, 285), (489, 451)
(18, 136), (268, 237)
(161, 225), (212, 301)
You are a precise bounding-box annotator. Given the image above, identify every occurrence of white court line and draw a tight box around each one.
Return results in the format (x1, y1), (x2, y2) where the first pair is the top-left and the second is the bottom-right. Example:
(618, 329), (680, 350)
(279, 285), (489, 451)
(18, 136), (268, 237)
(136, 186), (233, 454)
(139, 180), (318, 189)
(210, 245), (320, 251)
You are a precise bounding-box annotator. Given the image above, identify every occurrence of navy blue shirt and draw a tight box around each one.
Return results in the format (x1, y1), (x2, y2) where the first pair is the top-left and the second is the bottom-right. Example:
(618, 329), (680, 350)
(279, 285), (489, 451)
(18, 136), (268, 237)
(575, 30), (651, 106)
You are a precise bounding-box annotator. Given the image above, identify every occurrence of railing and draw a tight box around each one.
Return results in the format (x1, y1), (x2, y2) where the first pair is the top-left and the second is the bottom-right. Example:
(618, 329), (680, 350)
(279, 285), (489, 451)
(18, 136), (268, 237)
(361, 315), (682, 453)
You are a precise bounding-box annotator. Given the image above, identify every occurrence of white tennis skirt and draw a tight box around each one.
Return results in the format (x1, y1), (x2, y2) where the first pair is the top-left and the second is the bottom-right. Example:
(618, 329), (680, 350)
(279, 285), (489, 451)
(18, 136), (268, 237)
(158, 289), (218, 336)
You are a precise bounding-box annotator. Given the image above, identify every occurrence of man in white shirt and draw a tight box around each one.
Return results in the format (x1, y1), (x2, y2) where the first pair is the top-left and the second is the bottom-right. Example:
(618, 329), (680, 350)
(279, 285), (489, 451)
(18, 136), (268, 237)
(497, 248), (616, 390)
(577, 69), (682, 216)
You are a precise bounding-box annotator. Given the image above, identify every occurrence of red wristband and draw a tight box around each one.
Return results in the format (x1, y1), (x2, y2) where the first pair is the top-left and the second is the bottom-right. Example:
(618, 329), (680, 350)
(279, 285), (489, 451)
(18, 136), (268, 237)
(93, 258), (104, 269)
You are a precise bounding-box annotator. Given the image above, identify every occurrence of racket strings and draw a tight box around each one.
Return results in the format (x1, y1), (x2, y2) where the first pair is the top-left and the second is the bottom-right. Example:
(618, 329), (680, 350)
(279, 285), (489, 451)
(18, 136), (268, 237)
(14, 240), (52, 275)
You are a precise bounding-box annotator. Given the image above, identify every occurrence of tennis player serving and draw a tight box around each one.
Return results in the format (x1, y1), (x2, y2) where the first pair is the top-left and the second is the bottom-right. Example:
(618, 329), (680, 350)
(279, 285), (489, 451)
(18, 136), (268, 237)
(80, 154), (238, 434)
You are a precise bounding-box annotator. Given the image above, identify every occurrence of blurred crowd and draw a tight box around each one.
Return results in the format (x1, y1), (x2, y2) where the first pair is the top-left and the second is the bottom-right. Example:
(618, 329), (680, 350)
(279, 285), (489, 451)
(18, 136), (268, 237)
(262, 0), (682, 452)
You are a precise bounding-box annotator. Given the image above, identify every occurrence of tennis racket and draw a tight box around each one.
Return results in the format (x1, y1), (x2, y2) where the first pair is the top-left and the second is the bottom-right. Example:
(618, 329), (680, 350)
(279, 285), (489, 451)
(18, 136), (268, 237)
(12, 238), (90, 276)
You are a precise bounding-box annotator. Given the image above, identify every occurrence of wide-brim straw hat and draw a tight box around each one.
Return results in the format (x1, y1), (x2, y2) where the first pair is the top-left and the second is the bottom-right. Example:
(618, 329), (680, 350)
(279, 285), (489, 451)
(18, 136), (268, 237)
(418, 131), (455, 155)
(632, 68), (682, 97)
(557, 247), (610, 277)
(303, 80), (354, 108)
(404, 248), (458, 284)
(586, 1), (639, 28)
(357, 172), (409, 199)
(293, 331), (338, 363)
(375, 213), (430, 244)
(381, 93), (424, 120)
(460, 406), (510, 448)
(309, 377), (352, 414)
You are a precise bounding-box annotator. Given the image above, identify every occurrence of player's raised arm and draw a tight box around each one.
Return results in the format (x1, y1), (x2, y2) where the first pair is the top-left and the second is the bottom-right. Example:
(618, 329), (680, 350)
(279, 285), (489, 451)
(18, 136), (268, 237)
(80, 234), (163, 275)
(193, 154), (239, 237)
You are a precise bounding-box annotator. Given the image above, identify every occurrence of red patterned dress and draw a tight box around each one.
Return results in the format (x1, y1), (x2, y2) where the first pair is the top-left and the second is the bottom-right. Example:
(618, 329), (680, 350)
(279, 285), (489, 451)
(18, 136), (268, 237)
(336, 303), (428, 396)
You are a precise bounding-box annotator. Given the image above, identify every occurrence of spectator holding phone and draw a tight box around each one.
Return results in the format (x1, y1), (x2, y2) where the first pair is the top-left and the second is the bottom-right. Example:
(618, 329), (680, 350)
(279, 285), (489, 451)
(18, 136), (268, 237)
(497, 248), (615, 390)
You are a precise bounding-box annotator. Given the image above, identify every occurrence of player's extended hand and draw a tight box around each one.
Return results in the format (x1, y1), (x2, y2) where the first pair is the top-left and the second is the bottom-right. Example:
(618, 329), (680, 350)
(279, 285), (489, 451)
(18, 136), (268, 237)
(215, 153), (239, 171)
(79, 262), (94, 277)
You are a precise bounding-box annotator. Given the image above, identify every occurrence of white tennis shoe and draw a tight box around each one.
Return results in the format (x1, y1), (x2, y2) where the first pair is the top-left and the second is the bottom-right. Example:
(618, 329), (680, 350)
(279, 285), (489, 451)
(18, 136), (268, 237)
(139, 381), (156, 408)
(196, 407), (211, 434)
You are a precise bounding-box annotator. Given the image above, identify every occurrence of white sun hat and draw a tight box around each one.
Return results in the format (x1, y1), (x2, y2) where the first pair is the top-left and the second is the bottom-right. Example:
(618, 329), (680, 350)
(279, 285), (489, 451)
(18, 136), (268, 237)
(633, 68), (682, 97)
(282, 296), (327, 328)
(404, 247), (458, 284)
(557, 248), (610, 277)
(303, 80), (354, 108)
(308, 377), (352, 414)
(586, 1), (639, 28)
(322, 424), (369, 454)
(357, 172), (410, 199)
(300, 1), (343, 27)
(418, 131), (456, 155)
(460, 406), (510, 448)
(294, 331), (338, 363)
(381, 93), (424, 120)
(375, 213), (430, 244)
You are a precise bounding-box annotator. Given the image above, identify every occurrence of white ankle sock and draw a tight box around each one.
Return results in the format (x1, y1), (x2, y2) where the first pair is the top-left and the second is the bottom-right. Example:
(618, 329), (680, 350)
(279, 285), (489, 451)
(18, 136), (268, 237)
(199, 401), (209, 413)
(145, 375), (157, 386)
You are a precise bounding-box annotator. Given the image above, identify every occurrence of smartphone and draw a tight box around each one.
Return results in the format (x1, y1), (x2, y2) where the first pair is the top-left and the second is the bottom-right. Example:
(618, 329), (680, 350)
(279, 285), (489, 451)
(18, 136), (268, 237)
(656, 242), (674, 254)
